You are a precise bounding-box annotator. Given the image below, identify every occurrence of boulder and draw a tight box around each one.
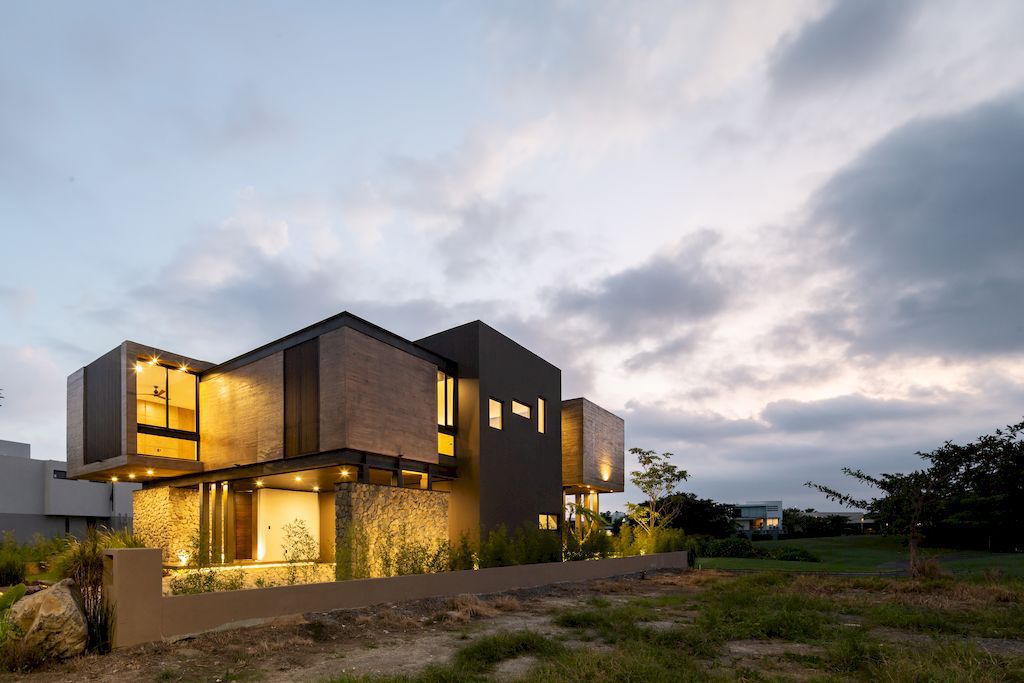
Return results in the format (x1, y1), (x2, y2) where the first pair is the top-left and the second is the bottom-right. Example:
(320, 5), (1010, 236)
(6, 578), (88, 659)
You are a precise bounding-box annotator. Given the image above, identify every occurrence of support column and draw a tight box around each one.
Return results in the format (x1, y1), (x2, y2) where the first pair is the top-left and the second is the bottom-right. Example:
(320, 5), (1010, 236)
(198, 483), (210, 565)
(224, 482), (236, 563)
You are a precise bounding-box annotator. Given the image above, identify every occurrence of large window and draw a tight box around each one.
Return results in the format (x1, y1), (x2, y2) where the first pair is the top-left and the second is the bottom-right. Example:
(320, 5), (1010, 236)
(538, 514), (558, 530)
(488, 398), (503, 429)
(135, 361), (196, 431)
(135, 359), (198, 460)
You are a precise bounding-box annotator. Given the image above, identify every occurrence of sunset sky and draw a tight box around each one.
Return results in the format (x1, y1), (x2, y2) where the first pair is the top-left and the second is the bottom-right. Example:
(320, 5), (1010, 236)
(2, 0), (1023, 512)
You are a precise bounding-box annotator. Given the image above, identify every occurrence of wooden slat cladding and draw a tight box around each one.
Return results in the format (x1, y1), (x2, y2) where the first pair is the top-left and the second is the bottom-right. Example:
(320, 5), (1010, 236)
(233, 491), (252, 560)
(84, 347), (123, 464)
(284, 338), (320, 457)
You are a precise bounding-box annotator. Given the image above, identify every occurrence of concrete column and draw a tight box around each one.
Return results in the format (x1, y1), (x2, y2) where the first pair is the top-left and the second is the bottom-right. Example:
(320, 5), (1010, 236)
(103, 548), (163, 648)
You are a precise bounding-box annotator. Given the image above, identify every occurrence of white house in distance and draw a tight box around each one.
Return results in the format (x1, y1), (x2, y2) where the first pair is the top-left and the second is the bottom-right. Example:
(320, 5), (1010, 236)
(0, 439), (137, 541)
(733, 500), (783, 538)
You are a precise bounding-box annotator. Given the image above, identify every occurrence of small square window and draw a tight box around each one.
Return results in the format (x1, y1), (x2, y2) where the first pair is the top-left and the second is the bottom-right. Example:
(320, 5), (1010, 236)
(538, 514), (558, 530)
(489, 398), (503, 429)
(511, 400), (531, 419)
(438, 432), (454, 456)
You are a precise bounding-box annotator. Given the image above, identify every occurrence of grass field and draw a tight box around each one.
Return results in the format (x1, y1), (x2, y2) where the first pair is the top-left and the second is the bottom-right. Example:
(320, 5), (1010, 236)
(699, 535), (1024, 576)
(324, 569), (1024, 682)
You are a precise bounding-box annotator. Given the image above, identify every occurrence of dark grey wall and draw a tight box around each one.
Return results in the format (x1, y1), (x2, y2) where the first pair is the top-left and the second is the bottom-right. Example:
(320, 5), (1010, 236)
(0, 514), (100, 542)
(418, 321), (562, 540)
(84, 346), (122, 464)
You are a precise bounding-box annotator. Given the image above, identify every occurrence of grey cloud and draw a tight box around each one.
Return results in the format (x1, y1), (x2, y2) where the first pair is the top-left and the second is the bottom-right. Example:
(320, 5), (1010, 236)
(623, 331), (703, 371)
(622, 400), (766, 446)
(810, 93), (1024, 357)
(762, 394), (939, 434)
(553, 230), (734, 343)
(769, 0), (920, 96)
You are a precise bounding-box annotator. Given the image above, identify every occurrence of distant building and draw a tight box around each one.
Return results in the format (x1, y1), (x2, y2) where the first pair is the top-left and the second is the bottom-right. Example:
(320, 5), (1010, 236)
(0, 439), (137, 542)
(806, 510), (876, 533)
(732, 501), (783, 539)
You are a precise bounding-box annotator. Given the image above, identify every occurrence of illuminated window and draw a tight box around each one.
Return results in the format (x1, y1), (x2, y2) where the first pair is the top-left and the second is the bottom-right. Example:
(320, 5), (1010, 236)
(438, 432), (454, 456)
(401, 470), (427, 489)
(537, 397), (546, 434)
(511, 400), (531, 419)
(488, 398), (503, 429)
(436, 371), (455, 427)
(538, 514), (558, 530)
(138, 432), (197, 460)
(368, 468), (395, 486)
(135, 361), (196, 432)
(766, 518), (780, 529)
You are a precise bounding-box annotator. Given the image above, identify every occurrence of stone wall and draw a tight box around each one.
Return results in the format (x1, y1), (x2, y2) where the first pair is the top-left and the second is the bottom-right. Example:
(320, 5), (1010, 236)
(335, 482), (449, 579)
(133, 487), (200, 563)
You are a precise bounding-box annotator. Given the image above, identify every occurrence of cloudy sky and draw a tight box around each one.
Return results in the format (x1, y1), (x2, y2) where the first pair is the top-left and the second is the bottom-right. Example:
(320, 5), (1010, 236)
(2, 1), (1023, 513)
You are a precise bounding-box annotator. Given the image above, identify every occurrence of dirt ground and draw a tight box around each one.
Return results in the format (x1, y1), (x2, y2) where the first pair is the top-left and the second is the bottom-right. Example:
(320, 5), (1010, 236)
(3, 569), (1022, 682)
(2, 570), (691, 683)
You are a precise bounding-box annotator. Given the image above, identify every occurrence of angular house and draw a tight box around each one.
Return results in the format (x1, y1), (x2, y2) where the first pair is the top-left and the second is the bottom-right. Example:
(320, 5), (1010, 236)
(66, 312), (624, 572)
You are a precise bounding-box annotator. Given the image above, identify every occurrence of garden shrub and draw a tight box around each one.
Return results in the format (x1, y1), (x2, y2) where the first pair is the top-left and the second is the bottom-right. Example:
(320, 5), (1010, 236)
(281, 519), (320, 585)
(0, 583), (26, 614)
(770, 546), (821, 562)
(449, 532), (475, 571)
(0, 552), (26, 587)
(479, 524), (561, 568)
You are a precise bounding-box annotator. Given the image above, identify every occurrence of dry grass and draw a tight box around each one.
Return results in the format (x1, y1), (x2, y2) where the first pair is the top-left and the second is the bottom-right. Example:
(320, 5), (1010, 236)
(491, 595), (523, 611)
(439, 594), (500, 623)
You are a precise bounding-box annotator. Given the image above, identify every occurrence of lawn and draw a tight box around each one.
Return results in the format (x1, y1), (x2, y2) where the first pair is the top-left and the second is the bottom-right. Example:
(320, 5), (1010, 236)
(699, 535), (1024, 576)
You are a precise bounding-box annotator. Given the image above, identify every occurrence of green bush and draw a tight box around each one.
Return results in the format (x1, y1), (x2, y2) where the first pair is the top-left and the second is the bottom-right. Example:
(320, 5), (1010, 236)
(0, 584), (26, 614)
(55, 526), (144, 652)
(700, 537), (757, 558)
(448, 532), (475, 571)
(478, 524), (561, 568)
(0, 552), (26, 587)
(769, 546), (821, 562)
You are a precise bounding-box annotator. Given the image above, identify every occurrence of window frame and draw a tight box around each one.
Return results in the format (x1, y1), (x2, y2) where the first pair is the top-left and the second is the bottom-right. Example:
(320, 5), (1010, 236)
(134, 358), (200, 461)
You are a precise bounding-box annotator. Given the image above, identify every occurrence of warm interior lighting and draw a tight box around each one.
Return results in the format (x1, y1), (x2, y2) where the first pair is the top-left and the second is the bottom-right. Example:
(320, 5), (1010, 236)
(146, 468), (155, 476)
(128, 473), (136, 480)
(340, 468), (350, 478)
(294, 475), (302, 482)
(148, 357), (158, 365)
(438, 432), (454, 456)
(489, 398), (503, 429)
(133, 363), (144, 374)
(255, 480), (264, 487)
(512, 400), (531, 419)
(537, 397), (546, 434)
(313, 485), (320, 492)
(111, 476), (118, 482)
(179, 362), (189, 372)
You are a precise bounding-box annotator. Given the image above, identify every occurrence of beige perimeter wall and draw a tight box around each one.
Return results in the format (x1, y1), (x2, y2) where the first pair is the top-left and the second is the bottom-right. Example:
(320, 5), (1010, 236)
(335, 482), (449, 578)
(133, 487), (200, 563)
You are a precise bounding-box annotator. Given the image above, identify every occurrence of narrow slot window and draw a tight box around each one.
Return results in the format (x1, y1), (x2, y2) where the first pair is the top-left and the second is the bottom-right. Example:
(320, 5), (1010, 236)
(537, 398), (546, 434)
(489, 398), (503, 429)
(511, 400), (531, 419)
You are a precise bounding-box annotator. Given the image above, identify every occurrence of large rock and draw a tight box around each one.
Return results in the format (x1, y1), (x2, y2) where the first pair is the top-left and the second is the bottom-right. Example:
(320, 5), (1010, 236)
(7, 578), (88, 659)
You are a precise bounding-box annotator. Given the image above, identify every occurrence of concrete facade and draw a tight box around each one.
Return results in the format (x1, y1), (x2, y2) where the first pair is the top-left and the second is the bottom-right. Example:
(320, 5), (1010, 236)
(335, 482), (449, 578)
(199, 353), (284, 469)
(320, 327), (437, 464)
(0, 440), (137, 542)
(561, 398), (625, 493)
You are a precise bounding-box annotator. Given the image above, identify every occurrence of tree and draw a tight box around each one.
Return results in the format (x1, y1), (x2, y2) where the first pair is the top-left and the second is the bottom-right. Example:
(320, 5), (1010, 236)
(662, 493), (735, 537)
(625, 448), (689, 538)
(807, 468), (934, 576)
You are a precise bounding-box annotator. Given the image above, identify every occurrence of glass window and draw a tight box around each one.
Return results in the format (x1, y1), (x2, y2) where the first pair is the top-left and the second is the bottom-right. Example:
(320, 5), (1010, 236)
(438, 432), (454, 457)
(401, 470), (427, 489)
(138, 432), (197, 460)
(766, 518), (780, 529)
(511, 400), (531, 419)
(538, 514), (558, 530)
(368, 468), (395, 486)
(537, 397), (546, 434)
(436, 371), (455, 427)
(488, 398), (503, 429)
(135, 360), (196, 432)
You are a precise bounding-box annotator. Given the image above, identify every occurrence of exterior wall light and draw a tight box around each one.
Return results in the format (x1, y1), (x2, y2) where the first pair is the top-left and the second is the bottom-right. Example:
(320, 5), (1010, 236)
(111, 476), (118, 482)
(294, 475), (302, 482)
(128, 473), (136, 480)
(255, 480), (264, 487)
(313, 485), (320, 492)
(146, 469), (155, 476)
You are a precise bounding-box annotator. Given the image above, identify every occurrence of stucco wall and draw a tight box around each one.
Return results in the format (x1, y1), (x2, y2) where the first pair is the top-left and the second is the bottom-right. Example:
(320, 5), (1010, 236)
(134, 487), (200, 563)
(335, 482), (449, 578)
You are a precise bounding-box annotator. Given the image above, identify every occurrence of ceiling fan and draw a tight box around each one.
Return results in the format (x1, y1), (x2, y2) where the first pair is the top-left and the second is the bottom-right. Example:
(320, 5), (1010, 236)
(151, 385), (167, 399)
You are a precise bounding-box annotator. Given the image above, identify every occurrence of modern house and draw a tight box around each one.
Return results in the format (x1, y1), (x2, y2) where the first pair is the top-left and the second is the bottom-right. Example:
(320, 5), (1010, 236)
(0, 439), (137, 541)
(65, 313), (624, 572)
(732, 501), (783, 539)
